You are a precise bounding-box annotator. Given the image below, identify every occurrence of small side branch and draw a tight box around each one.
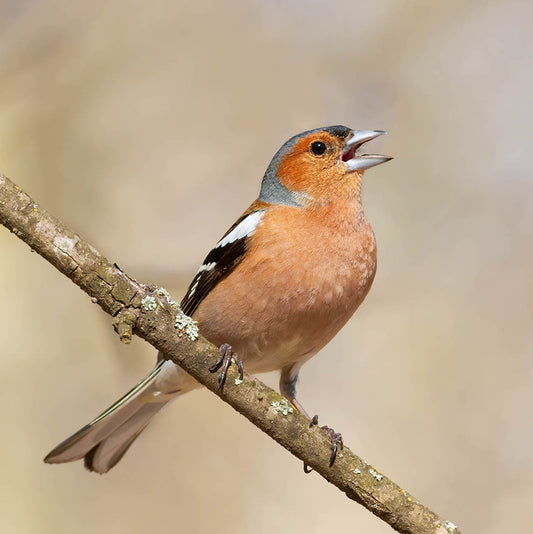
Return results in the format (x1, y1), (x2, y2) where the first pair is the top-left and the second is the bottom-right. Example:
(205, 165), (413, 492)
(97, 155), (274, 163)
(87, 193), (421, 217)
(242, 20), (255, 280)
(0, 173), (460, 534)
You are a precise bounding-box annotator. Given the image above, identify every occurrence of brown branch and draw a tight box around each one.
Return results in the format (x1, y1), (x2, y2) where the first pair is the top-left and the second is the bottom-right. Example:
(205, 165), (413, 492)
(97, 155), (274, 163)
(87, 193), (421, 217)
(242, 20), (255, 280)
(0, 172), (461, 534)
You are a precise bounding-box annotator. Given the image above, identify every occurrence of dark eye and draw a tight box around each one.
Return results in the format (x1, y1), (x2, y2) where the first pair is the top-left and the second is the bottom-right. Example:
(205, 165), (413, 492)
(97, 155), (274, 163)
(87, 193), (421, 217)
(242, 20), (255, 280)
(310, 141), (327, 156)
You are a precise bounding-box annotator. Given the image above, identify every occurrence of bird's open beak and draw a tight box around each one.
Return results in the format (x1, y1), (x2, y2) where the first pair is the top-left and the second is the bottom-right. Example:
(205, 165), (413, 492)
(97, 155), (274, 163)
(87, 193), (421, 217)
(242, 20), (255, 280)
(342, 130), (392, 171)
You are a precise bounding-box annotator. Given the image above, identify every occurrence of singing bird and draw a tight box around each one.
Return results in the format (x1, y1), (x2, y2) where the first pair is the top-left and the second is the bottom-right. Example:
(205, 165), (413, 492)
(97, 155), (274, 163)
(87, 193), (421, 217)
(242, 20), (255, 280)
(45, 126), (391, 473)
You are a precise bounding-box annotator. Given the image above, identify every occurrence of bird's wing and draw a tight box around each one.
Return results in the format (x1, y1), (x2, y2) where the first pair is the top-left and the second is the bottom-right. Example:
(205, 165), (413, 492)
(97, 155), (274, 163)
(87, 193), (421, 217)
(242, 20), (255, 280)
(180, 202), (267, 316)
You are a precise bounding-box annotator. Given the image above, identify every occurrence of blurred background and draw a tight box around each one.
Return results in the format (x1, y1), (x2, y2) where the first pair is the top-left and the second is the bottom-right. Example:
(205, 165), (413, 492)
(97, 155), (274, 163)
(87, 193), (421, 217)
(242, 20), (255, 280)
(0, 1), (531, 532)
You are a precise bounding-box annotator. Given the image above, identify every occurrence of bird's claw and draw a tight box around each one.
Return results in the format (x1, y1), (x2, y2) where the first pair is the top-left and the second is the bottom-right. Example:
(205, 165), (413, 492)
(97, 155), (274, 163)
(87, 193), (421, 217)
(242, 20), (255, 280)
(209, 343), (243, 390)
(322, 425), (343, 467)
(304, 415), (343, 471)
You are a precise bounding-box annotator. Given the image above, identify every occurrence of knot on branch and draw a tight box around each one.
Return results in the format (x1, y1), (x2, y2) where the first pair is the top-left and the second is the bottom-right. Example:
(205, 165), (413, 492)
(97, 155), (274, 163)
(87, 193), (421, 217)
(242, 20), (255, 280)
(112, 307), (138, 344)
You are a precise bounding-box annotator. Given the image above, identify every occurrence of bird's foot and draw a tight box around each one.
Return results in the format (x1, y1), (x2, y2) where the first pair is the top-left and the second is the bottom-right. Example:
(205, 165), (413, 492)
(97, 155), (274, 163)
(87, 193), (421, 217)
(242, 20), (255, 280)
(304, 415), (343, 472)
(209, 343), (244, 390)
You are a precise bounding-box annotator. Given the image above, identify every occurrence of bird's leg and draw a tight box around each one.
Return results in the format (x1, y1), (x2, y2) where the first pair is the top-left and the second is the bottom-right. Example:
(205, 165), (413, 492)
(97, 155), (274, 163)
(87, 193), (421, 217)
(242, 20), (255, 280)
(279, 363), (309, 416)
(209, 343), (243, 390)
(279, 364), (343, 471)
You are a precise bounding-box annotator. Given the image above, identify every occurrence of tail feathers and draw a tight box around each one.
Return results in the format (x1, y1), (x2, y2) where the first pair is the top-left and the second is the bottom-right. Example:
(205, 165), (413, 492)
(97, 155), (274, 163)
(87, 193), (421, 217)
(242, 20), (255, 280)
(83, 402), (162, 473)
(44, 360), (176, 474)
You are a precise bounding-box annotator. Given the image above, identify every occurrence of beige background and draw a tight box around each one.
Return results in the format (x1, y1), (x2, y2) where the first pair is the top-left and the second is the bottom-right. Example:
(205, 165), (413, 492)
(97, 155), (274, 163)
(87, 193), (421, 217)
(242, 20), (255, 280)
(1, 1), (532, 532)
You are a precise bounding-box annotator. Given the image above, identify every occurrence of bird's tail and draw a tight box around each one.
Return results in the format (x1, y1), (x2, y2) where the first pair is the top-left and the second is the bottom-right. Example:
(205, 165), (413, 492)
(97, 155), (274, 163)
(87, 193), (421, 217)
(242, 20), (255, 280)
(44, 360), (182, 474)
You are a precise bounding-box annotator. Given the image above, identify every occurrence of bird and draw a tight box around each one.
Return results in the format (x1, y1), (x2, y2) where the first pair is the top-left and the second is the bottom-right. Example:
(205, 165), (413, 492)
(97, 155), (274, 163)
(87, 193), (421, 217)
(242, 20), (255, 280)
(44, 125), (391, 474)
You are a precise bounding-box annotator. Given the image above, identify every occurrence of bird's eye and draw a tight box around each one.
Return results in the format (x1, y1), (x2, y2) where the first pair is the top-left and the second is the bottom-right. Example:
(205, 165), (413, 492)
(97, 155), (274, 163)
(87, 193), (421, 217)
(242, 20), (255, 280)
(310, 141), (327, 156)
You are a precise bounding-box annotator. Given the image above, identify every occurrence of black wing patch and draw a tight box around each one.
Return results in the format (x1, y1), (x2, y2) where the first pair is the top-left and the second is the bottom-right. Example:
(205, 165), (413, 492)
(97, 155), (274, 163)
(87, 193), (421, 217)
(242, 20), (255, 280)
(180, 210), (264, 317)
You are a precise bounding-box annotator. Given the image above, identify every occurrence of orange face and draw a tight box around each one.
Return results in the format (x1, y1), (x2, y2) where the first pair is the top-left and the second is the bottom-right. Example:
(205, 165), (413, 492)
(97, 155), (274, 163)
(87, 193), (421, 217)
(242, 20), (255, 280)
(258, 126), (390, 207)
(276, 130), (359, 203)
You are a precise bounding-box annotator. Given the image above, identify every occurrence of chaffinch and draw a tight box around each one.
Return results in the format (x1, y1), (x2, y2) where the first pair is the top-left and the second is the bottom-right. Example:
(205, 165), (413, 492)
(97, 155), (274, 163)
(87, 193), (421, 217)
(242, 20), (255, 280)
(45, 125), (391, 473)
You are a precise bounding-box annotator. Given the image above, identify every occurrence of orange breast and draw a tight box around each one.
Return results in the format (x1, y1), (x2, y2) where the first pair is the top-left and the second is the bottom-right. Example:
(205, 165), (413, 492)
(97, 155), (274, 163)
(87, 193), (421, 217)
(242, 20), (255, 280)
(193, 201), (377, 373)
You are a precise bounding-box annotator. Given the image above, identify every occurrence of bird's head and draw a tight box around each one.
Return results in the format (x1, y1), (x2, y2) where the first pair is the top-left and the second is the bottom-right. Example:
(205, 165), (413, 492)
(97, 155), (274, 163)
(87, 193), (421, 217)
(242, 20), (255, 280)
(259, 125), (391, 206)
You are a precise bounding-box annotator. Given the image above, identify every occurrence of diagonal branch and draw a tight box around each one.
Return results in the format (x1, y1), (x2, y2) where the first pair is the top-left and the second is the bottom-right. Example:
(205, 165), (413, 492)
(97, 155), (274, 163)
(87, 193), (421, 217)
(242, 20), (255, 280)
(0, 173), (460, 534)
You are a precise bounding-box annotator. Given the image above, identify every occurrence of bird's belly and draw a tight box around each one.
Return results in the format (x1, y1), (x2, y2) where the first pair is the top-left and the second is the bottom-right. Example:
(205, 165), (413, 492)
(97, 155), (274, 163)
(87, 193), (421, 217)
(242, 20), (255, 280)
(195, 250), (375, 373)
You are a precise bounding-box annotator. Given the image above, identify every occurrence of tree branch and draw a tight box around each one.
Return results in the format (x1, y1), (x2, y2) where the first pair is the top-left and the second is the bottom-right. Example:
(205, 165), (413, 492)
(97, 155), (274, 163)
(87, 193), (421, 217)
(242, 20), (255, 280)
(0, 173), (461, 534)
